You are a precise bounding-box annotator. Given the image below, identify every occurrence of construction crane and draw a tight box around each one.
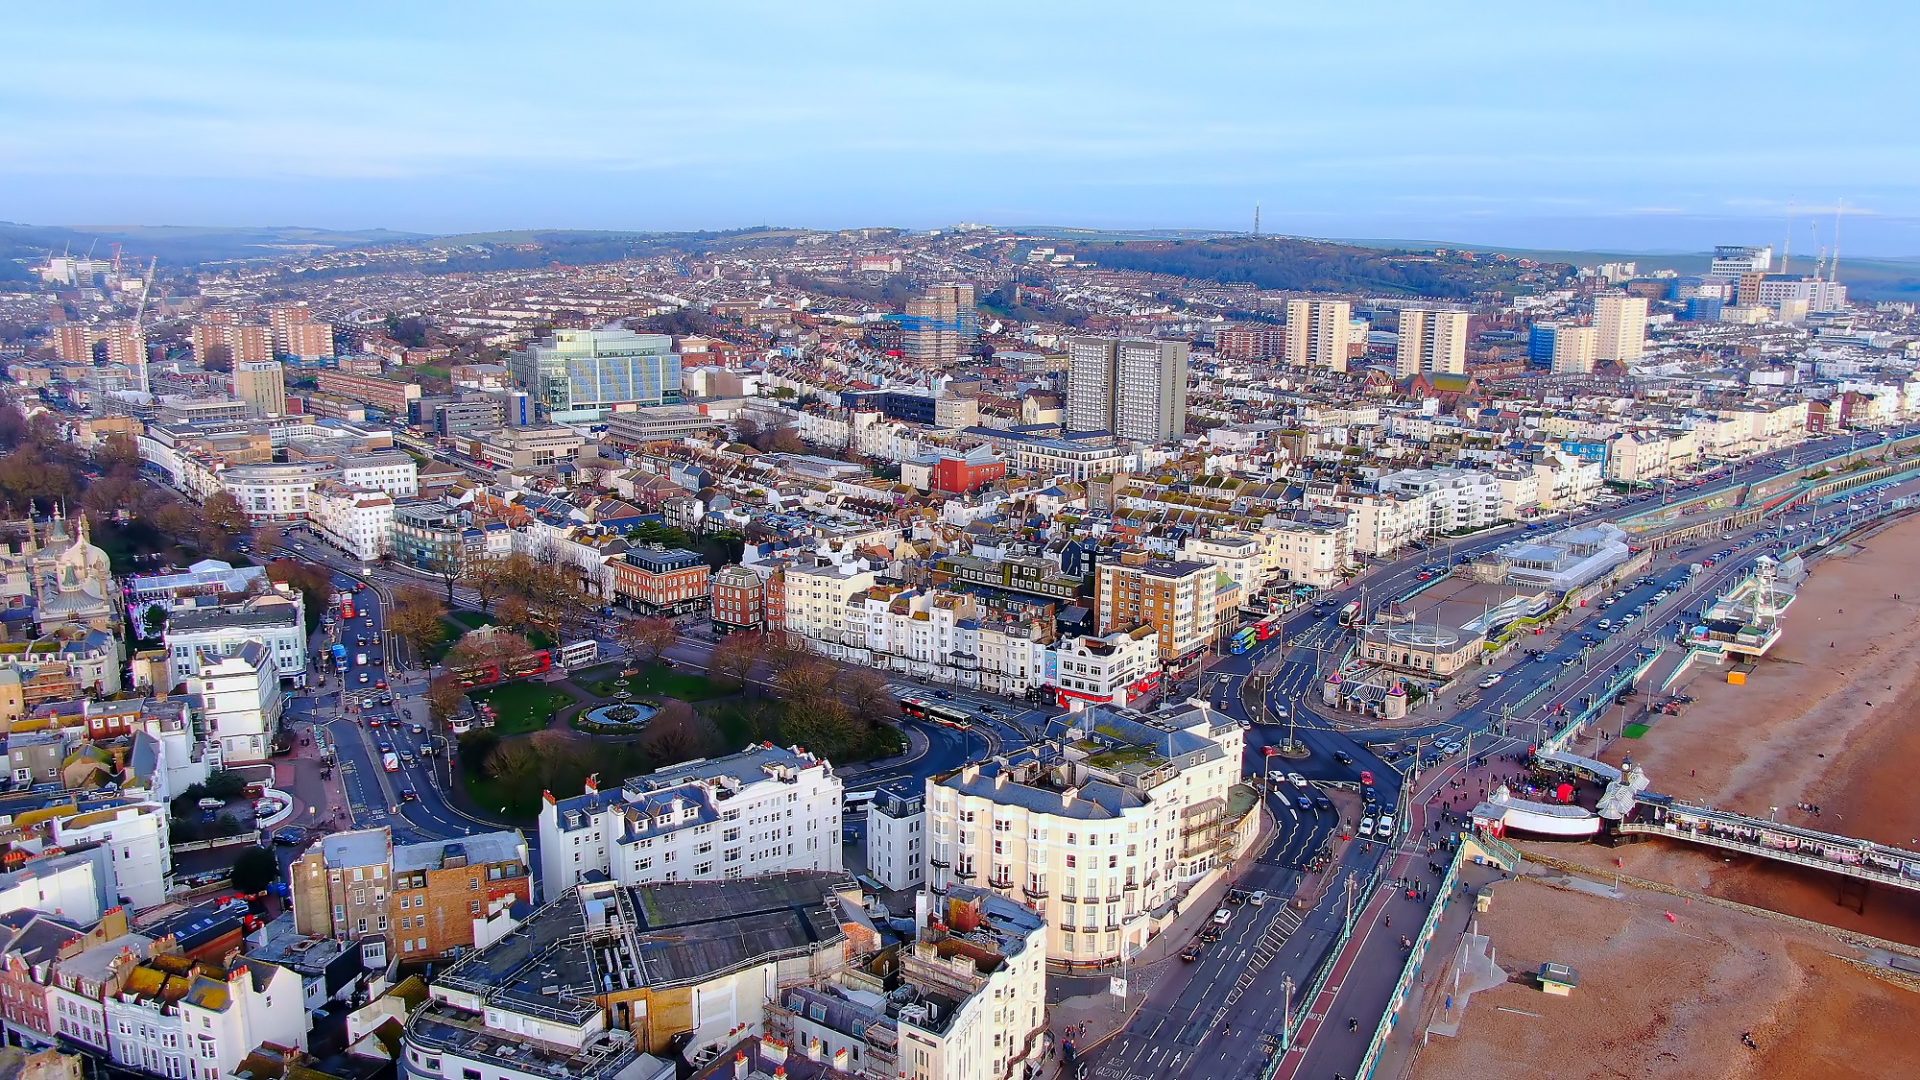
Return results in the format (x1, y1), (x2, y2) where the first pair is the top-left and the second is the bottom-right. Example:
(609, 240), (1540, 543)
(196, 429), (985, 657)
(129, 257), (157, 396)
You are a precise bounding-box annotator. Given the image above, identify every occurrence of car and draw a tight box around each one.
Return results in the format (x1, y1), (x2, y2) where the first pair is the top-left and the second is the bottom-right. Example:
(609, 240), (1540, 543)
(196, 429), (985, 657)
(1312, 793), (1334, 812)
(1359, 817), (1376, 838)
(981, 704), (1002, 716)
(1359, 769), (1374, 785)
(399, 789), (419, 802)
(1377, 814), (1395, 837)
(1334, 751), (1354, 766)
(1597, 619), (1613, 631)
(1212, 907), (1233, 926)
(1295, 794), (1314, 811)
(410, 723), (426, 735)
(1361, 785), (1377, 803)
(933, 689), (953, 700)
(1477, 673), (1503, 689)
(1441, 740), (1463, 755)
(376, 680), (388, 689)
(366, 717), (382, 728)
(358, 672), (370, 683)
(1621, 614), (1637, 625)
(1562, 655), (1579, 667)
(1248, 890), (1269, 907)
(400, 752), (416, 766)
(1287, 771), (1308, 788)
(272, 827), (308, 846)
(1181, 942), (1205, 962)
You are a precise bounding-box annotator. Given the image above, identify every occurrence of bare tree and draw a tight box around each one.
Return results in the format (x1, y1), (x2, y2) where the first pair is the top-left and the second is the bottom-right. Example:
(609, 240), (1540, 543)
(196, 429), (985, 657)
(709, 632), (762, 689)
(640, 700), (718, 765)
(617, 617), (679, 665)
(388, 586), (449, 660)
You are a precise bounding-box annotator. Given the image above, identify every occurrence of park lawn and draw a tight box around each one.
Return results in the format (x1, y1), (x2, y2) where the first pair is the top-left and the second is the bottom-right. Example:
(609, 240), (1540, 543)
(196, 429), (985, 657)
(431, 611), (556, 661)
(579, 661), (725, 702)
(462, 771), (541, 823)
(469, 682), (574, 735)
(447, 610), (496, 633)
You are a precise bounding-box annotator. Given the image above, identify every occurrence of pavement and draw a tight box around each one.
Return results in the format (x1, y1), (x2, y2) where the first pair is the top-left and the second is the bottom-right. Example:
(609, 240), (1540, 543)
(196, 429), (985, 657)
(1039, 807), (1280, 1078)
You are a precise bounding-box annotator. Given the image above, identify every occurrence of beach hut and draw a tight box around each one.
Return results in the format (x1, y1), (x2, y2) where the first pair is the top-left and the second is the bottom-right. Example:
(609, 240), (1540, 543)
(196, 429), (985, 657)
(1537, 962), (1580, 996)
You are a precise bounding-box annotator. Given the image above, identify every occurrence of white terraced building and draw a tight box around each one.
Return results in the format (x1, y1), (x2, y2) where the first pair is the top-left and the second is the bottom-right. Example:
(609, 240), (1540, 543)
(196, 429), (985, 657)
(925, 700), (1253, 965)
(538, 743), (843, 894)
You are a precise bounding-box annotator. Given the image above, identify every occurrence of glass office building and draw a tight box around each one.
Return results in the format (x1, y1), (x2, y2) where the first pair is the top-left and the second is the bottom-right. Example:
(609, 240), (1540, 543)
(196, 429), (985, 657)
(508, 328), (681, 423)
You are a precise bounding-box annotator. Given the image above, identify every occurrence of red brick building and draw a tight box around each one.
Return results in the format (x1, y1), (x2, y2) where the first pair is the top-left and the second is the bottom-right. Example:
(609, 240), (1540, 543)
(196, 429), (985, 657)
(709, 565), (764, 634)
(1215, 324), (1286, 360)
(932, 452), (1007, 494)
(763, 566), (789, 636)
(610, 545), (712, 616)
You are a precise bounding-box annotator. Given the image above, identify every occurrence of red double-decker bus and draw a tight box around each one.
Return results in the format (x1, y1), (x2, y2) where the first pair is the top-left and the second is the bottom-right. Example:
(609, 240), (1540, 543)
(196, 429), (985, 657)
(452, 649), (552, 689)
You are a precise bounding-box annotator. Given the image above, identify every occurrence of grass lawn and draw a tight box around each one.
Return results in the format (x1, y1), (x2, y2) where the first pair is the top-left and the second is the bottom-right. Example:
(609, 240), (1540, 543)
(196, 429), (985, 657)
(430, 611), (556, 660)
(579, 661), (725, 702)
(462, 770), (540, 823)
(469, 682), (574, 735)
(447, 610), (497, 633)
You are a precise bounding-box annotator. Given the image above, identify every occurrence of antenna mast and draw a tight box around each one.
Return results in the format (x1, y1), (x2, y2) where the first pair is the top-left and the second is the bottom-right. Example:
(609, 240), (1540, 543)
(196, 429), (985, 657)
(1780, 202), (1795, 275)
(1830, 199), (1843, 284)
(1253, 204), (1261, 238)
(131, 257), (157, 397)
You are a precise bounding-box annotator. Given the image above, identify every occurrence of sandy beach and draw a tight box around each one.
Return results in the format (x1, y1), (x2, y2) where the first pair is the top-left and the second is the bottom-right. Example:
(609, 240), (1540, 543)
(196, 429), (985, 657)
(1577, 513), (1920, 942)
(1409, 872), (1920, 1080)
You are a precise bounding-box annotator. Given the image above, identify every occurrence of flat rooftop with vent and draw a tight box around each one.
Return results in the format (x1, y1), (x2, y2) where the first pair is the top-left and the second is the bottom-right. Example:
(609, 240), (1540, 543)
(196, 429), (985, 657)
(405, 871), (865, 1074)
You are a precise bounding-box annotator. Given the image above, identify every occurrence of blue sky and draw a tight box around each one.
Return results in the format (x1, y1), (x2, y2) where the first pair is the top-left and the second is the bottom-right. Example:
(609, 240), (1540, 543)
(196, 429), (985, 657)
(7, 2), (1920, 254)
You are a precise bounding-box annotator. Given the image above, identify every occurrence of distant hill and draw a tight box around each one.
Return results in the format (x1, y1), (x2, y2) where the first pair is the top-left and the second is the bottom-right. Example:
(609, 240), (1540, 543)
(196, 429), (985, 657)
(1052, 235), (1567, 298)
(1338, 237), (1920, 302)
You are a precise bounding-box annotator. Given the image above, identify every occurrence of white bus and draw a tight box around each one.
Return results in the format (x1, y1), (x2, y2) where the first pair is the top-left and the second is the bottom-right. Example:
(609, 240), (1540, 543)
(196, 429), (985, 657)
(843, 789), (877, 814)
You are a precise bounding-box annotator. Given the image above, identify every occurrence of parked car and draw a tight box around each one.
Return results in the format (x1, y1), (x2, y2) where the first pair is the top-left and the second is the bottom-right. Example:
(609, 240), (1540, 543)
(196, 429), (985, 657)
(1359, 817), (1376, 838)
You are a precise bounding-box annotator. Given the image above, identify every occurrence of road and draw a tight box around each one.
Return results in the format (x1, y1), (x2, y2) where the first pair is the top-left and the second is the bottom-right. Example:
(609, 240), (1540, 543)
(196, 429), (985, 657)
(247, 425), (1917, 1079)
(271, 547), (522, 865)
(1084, 438), (1920, 1080)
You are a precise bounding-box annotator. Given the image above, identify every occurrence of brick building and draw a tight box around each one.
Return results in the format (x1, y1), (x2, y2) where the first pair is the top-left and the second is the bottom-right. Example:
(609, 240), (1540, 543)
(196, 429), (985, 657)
(315, 369), (422, 415)
(709, 564), (764, 634)
(610, 545), (711, 616)
(291, 827), (530, 967)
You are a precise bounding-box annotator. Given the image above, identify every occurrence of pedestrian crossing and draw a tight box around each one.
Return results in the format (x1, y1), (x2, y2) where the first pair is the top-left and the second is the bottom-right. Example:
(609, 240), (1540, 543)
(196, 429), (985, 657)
(1225, 906), (1305, 1005)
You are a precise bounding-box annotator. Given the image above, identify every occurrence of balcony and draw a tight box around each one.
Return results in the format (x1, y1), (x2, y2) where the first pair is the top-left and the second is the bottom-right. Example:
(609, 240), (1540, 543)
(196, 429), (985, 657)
(1024, 884), (1050, 900)
(1123, 880), (1140, 892)
(929, 857), (950, 869)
